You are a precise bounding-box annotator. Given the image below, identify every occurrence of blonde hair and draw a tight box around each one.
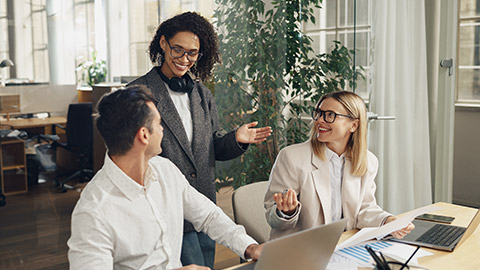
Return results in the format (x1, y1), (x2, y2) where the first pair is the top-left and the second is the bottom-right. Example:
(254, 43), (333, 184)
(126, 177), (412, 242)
(309, 91), (368, 176)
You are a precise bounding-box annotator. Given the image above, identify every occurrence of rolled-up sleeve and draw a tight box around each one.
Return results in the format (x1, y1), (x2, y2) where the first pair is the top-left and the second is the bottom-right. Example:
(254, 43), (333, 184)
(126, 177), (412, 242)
(181, 176), (257, 259)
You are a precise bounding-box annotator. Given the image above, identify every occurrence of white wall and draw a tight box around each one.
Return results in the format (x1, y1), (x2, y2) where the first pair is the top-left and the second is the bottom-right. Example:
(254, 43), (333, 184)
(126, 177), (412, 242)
(1, 84), (77, 116)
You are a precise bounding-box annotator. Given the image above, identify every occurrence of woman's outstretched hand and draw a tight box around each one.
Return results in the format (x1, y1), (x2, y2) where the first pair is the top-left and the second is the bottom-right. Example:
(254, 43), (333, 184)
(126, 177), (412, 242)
(236, 122), (272, 144)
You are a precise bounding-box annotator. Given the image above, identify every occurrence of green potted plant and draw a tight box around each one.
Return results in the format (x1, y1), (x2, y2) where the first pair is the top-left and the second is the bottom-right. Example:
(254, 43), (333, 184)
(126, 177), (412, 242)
(213, 0), (361, 189)
(76, 51), (107, 87)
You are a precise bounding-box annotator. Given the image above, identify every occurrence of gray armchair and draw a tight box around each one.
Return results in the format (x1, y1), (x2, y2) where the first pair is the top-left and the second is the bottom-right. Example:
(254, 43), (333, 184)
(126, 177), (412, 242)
(232, 181), (271, 244)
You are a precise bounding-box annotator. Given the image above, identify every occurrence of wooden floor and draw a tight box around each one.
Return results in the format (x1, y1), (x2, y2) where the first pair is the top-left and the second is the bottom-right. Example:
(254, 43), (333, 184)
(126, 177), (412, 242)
(0, 179), (240, 269)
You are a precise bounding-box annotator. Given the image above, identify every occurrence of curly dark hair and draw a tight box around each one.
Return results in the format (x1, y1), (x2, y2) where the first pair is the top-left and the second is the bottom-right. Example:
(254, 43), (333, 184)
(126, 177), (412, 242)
(148, 12), (220, 82)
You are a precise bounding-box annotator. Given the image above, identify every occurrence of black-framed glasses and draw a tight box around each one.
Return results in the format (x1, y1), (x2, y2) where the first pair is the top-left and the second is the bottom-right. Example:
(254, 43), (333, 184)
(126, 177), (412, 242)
(312, 108), (356, 123)
(166, 40), (203, 62)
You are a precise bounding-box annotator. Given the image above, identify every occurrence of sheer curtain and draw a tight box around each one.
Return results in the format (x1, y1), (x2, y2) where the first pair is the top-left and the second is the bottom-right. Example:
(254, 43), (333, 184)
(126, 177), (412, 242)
(368, 0), (432, 214)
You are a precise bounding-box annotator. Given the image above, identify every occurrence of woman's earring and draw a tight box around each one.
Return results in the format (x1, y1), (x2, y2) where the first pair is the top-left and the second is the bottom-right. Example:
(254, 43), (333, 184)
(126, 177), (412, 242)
(156, 53), (163, 66)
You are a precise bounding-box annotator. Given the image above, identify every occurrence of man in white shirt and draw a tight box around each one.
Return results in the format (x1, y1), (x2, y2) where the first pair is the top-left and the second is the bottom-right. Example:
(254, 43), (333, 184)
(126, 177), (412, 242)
(67, 85), (263, 270)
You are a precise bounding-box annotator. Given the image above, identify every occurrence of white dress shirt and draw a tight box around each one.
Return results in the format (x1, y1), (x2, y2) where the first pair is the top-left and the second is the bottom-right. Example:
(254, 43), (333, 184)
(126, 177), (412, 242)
(276, 147), (344, 221)
(325, 147), (345, 222)
(165, 82), (194, 145)
(68, 154), (256, 270)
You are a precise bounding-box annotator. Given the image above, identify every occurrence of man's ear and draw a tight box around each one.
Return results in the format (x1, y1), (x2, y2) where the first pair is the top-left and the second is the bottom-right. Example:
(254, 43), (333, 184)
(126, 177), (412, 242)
(137, 127), (150, 145)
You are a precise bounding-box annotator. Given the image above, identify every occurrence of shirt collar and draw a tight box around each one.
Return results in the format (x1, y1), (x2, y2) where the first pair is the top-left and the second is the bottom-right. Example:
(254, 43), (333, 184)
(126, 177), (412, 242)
(325, 147), (345, 162)
(103, 153), (159, 201)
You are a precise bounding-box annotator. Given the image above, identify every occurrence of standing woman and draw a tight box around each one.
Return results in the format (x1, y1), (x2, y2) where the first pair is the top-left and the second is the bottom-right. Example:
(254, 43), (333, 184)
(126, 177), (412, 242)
(264, 91), (413, 240)
(128, 12), (271, 268)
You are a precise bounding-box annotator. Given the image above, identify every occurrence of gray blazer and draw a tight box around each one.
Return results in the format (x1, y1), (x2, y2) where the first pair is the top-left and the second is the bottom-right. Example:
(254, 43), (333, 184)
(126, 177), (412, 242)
(128, 68), (247, 232)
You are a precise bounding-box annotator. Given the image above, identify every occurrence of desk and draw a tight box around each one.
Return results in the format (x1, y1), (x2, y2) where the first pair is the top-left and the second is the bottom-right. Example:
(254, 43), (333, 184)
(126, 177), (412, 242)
(1, 116), (66, 130)
(225, 202), (480, 270)
(1, 116), (67, 135)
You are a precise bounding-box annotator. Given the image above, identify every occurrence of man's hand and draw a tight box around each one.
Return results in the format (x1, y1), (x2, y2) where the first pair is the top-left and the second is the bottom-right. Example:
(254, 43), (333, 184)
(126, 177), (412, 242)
(244, 243), (264, 261)
(178, 264), (210, 270)
(273, 189), (298, 216)
(236, 122), (272, 144)
(385, 216), (415, 239)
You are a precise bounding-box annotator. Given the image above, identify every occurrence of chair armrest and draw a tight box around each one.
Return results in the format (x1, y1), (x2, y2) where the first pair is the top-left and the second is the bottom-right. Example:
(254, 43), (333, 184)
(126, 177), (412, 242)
(52, 124), (65, 135)
(51, 140), (67, 150)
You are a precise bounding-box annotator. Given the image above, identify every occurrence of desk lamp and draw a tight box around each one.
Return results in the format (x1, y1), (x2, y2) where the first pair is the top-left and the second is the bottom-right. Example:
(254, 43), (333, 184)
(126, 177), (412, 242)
(0, 59), (15, 87)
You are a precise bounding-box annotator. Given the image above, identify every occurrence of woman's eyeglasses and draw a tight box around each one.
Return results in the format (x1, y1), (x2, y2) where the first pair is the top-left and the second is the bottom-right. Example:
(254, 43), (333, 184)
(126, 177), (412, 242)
(312, 108), (356, 123)
(166, 40), (203, 62)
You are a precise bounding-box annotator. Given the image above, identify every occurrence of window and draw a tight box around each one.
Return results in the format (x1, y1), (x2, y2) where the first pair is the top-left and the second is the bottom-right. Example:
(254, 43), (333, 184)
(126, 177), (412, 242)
(74, 0), (95, 81)
(303, 0), (370, 99)
(457, 0), (480, 104)
(128, 0), (160, 77)
(31, 0), (49, 82)
(0, 0), (9, 80)
(0, 0), (50, 83)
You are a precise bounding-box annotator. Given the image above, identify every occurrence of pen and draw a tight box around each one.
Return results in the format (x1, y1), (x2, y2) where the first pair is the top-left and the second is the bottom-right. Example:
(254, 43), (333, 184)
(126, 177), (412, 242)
(366, 246), (389, 270)
(399, 245), (420, 270)
(379, 252), (389, 268)
(365, 246), (388, 270)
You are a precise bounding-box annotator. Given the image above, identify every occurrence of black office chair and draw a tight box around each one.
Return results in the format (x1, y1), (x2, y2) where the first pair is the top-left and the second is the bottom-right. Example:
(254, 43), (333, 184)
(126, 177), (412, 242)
(53, 103), (94, 192)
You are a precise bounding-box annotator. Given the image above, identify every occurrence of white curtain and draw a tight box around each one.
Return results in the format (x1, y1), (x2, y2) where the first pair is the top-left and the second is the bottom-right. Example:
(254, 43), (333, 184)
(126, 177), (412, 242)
(368, 0), (433, 214)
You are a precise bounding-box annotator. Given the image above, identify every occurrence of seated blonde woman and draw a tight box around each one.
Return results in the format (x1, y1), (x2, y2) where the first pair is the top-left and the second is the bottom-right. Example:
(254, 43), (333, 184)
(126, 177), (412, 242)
(264, 91), (414, 240)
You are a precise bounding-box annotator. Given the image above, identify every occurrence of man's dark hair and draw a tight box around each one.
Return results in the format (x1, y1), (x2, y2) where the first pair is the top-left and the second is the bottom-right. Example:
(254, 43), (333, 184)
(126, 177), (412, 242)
(148, 11), (220, 82)
(96, 85), (157, 156)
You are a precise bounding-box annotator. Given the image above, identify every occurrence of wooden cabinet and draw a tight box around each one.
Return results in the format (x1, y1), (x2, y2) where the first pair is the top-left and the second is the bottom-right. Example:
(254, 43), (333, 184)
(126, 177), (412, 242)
(0, 139), (28, 195)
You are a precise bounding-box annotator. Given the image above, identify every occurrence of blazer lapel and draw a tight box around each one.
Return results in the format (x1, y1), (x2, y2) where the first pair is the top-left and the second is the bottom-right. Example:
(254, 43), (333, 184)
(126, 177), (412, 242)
(342, 159), (361, 229)
(189, 84), (204, 160)
(311, 150), (333, 224)
(145, 69), (195, 163)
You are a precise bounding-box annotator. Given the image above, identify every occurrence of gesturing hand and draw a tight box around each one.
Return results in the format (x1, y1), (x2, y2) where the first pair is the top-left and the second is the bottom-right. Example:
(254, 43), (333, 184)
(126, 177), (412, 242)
(273, 189), (298, 216)
(236, 122), (272, 144)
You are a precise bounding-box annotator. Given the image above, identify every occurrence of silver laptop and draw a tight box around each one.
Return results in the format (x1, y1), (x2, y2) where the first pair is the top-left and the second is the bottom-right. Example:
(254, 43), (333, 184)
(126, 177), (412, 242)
(234, 219), (347, 270)
(391, 209), (480, 251)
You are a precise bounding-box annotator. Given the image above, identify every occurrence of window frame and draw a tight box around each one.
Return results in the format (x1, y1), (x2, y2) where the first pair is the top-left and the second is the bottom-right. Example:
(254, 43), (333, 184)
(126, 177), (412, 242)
(455, 0), (480, 106)
(303, 0), (371, 99)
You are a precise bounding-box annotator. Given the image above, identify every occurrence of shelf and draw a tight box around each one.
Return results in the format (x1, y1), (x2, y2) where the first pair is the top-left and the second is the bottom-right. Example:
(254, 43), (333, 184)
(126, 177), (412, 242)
(1, 139), (27, 195)
(1, 165), (26, 171)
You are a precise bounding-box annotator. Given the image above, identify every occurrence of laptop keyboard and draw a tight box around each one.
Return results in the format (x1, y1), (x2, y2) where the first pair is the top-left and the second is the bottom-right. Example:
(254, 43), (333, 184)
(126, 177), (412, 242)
(416, 224), (466, 247)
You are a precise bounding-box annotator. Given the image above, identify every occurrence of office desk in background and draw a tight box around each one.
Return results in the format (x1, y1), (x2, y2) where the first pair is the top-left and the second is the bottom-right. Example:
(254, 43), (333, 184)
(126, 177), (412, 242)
(1, 116), (67, 129)
(225, 202), (480, 270)
(0, 116), (67, 134)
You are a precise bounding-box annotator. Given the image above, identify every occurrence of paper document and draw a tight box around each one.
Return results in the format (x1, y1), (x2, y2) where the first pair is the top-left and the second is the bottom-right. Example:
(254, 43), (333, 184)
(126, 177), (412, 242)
(333, 240), (432, 269)
(336, 204), (441, 250)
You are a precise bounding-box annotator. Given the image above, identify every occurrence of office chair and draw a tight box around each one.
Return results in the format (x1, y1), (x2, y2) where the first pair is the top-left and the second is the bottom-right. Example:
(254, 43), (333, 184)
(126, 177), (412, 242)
(232, 181), (271, 244)
(53, 103), (94, 192)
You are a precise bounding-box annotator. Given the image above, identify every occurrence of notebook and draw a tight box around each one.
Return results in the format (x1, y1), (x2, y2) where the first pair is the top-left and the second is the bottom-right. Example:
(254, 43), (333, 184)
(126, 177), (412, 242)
(391, 209), (480, 251)
(234, 219), (347, 270)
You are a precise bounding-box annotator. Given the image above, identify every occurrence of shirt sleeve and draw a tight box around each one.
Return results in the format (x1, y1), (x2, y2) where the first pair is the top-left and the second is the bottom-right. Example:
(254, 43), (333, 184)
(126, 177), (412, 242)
(180, 173), (257, 259)
(68, 210), (114, 270)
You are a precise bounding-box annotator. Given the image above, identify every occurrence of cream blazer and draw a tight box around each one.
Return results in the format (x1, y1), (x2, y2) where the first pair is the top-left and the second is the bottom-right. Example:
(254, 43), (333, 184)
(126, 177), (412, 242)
(264, 141), (391, 240)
